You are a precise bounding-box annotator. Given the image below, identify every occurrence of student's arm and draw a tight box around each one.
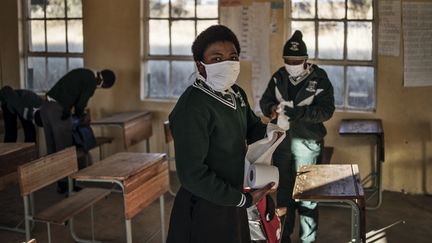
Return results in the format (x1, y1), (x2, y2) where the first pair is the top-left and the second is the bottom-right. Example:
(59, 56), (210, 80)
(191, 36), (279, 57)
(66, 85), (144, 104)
(295, 70), (335, 123)
(74, 81), (96, 117)
(260, 74), (280, 118)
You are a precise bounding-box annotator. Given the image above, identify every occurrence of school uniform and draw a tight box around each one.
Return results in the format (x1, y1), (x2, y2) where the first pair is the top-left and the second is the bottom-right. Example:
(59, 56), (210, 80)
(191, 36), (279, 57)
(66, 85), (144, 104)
(260, 64), (335, 243)
(0, 86), (42, 142)
(40, 68), (97, 154)
(167, 79), (266, 243)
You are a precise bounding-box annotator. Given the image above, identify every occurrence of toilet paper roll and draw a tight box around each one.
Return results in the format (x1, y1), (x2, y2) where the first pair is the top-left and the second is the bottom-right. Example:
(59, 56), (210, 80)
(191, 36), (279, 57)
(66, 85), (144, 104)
(248, 164), (279, 189)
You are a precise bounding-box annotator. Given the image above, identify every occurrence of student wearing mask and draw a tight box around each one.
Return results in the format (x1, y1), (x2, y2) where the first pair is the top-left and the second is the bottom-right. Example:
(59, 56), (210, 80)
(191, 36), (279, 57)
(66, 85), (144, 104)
(260, 30), (335, 243)
(166, 25), (276, 243)
(0, 86), (43, 142)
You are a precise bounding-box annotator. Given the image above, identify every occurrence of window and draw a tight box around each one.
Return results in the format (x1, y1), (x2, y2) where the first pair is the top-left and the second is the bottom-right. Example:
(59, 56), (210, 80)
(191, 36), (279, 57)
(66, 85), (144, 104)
(23, 0), (83, 92)
(290, 0), (376, 111)
(142, 0), (219, 99)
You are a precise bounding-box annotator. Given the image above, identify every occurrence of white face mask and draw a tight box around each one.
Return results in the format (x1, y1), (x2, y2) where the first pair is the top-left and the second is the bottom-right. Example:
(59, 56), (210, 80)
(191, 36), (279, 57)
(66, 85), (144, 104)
(200, 61), (240, 92)
(285, 63), (305, 77)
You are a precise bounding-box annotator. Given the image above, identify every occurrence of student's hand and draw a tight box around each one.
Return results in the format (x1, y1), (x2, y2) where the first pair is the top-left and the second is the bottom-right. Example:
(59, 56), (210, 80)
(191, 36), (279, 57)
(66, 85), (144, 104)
(250, 182), (275, 205)
(270, 105), (279, 120)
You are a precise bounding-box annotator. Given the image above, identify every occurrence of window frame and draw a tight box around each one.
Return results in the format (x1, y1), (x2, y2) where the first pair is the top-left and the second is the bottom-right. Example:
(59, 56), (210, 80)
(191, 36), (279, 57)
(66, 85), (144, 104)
(142, 0), (220, 100)
(288, 0), (378, 112)
(22, 0), (84, 92)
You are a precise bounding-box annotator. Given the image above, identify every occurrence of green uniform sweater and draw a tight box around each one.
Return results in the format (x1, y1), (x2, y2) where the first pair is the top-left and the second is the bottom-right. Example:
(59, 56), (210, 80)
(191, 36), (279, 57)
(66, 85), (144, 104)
(169, 80), (266, 207)
(47, 68), (97, 117)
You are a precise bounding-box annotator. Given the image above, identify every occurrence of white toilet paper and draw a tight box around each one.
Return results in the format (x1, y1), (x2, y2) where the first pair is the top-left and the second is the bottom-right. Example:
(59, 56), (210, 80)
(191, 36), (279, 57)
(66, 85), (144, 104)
(248, 164), (279, 189)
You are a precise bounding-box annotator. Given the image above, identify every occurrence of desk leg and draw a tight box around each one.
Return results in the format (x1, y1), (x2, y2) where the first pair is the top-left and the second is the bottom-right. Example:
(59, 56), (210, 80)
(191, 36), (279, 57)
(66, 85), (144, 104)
(346, 200), (363, 243)
(160, 195), (165, 243)
(126, 219), (133, 243)
(146, 138), (151, 153)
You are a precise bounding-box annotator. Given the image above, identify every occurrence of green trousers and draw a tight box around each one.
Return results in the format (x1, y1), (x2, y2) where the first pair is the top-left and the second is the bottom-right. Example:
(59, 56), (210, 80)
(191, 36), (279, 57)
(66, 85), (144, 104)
(274, 137), (321, 243)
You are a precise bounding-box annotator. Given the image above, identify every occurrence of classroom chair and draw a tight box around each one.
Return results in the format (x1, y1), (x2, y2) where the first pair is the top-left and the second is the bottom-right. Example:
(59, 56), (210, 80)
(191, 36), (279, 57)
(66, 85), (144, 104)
(17, 146), (111, 243)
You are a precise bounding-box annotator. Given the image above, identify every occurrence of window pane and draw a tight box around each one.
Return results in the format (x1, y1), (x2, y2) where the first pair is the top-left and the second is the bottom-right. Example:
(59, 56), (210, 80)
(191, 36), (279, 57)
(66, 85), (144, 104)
(27, 57), (46, 91)
(149, 0), (169, 18)
(67, 0), (82, 18)
(147, 60), (170, 98)
(348, 0), (373, 20)
(28, 0), (45, 18)
(291, 21), (315, 58)
(197, 0), (218, 18)
(171, 0), (195, 18)
(171, 61), (195, 97)
(347, 66), (375, 110)
(47, 20), (66, 52)
(46, 0), (65, 18)
(197, 20), (219, 36)
(318, 0), (345, 19)
(291, 0), (315, 19)
(47, 57), (67, 90)
(149, 20), (169, 55)
(30, 20), (45, 52)
(68, 57), (83, 71)
(318, 21), (344, 59)
(347, 22), (372, 60)
(67, 20), (83, 52)
(320, 65), (344, 107)
(172, 20), (195, 55)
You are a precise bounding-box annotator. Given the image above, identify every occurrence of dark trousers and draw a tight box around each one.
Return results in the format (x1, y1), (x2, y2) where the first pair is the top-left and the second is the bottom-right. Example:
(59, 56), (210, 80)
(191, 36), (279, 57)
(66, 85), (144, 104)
(39, 101), (72, 154)
(1, 104), (36, 142)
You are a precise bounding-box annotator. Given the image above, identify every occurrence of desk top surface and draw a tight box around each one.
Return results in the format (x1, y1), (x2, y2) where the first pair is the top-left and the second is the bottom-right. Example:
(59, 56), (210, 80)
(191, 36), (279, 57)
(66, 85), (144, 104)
(72, 152), (165, 181)
(0, 143), (35, 157)
(91, 111), (151, 125)
(339, 119), (383, 135)
(293, 164), (364, 200)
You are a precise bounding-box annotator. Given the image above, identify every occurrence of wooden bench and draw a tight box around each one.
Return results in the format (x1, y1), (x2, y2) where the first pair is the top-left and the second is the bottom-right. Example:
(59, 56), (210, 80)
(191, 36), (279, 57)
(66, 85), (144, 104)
(293, 164), (365, 242)
(17, 147), (111, 243)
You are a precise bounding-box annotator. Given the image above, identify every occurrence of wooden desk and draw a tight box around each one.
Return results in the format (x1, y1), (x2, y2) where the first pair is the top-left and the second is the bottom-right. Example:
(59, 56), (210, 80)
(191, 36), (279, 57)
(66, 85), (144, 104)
(0, 143), (38, 233)
(0, 143), (37, 191)
(72, 152), (168, 243)
(91, 111), (152, 152)
(339, 119), (384, 209)
(293, 164), (365, 243)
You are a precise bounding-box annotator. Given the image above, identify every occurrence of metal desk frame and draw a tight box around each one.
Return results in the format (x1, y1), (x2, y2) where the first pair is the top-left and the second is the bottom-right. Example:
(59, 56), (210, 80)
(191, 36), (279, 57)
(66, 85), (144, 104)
(339, 119), (384, 209)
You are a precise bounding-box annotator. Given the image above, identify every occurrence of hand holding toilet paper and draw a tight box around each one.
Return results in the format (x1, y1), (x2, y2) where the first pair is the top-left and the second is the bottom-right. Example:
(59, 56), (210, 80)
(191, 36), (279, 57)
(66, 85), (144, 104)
(244, 123), (285, 190)
(276, 101), (293, 131)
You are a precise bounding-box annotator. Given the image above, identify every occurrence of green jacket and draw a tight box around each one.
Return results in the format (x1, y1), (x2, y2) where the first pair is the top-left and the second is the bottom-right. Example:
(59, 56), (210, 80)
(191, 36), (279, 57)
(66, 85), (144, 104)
(169, 80), (266, 207)
(47, 68), (97, 117)
(260, 64), (335, 140)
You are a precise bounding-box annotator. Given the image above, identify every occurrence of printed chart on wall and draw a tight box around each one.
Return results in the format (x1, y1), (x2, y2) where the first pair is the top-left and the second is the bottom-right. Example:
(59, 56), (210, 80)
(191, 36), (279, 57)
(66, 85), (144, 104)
(402, 2), (432, 87)
(220, 0), (271, 112)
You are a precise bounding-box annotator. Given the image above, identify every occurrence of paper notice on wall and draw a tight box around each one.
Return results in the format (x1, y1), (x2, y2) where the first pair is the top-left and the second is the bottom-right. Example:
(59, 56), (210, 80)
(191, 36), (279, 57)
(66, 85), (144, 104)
(378, 0), (401, 56)
(402, 2), (432, 87)
(220, 3), (271, 112)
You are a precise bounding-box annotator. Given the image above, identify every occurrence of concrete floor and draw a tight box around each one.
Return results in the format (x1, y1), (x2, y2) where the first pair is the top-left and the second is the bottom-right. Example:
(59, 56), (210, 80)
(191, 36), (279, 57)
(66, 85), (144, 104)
(1, 174), (432, 243)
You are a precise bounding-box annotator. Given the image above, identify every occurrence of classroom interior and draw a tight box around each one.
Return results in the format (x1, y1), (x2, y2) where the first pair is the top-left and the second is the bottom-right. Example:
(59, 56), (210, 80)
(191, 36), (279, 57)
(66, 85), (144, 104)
(1, 0), (432, 242)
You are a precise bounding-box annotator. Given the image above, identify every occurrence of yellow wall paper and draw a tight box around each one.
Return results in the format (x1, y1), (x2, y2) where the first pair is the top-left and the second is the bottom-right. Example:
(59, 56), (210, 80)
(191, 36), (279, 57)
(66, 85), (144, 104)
(0, 0), (431, 194)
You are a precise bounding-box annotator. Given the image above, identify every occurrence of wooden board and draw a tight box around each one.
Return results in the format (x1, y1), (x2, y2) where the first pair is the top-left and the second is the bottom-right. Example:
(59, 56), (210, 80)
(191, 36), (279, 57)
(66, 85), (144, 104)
(91, 111), (151, 125)
(293, 164), (364, 200)
(124, 160), (168, 219)
(34, 187), (110, 225)
(18, 147), (77, 196)
(72, 153), (166, 181)
(339, 119), (383, 135)
(124, 113), (152, 148)
(0, 143), (37, 190)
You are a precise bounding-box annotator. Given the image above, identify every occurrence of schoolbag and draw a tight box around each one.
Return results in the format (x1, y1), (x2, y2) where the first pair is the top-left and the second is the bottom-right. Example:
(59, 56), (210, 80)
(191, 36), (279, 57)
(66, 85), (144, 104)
(71, 115), (96, 152)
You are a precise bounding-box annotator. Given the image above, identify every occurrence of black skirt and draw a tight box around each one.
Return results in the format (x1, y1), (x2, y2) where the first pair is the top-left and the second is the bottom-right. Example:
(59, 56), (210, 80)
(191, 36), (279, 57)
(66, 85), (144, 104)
(166, 187), (251, 243)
